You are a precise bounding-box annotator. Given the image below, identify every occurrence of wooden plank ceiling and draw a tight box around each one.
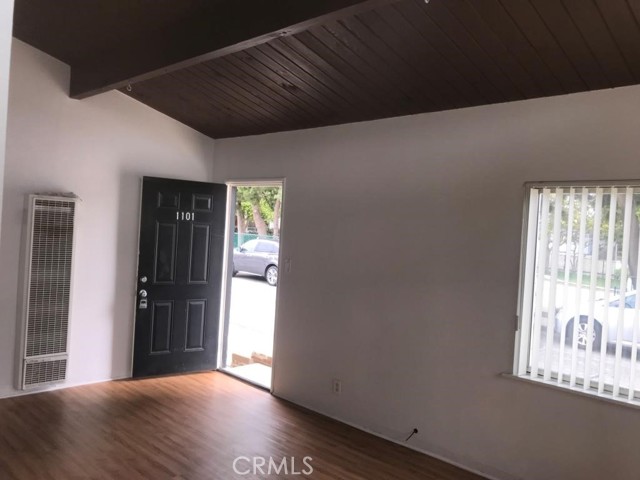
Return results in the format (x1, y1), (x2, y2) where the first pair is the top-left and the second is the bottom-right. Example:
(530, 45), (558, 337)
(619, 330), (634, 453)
(13, 0), (640, 139)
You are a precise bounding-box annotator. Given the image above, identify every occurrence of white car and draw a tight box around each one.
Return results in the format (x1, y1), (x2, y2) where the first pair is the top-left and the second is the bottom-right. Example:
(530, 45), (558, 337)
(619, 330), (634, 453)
(555, 291), (638, 349)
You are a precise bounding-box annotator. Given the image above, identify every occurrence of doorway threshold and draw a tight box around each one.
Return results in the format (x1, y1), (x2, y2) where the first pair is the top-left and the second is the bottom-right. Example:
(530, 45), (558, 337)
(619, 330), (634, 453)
(221, 364), (272, 390)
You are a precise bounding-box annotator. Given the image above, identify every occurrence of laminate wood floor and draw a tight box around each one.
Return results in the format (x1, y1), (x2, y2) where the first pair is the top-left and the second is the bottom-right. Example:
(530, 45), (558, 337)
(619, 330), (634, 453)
(0, 372), (486, 479)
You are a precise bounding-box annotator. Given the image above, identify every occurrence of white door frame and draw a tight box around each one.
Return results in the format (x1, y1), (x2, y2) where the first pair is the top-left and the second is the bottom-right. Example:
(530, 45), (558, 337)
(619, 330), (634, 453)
(218, 178), (286, 393)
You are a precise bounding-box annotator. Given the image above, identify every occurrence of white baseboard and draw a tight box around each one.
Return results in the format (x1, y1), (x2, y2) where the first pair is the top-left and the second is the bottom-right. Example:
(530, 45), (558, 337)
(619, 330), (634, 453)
(0, 375), (130, 399)
(272, 393), (517, 480)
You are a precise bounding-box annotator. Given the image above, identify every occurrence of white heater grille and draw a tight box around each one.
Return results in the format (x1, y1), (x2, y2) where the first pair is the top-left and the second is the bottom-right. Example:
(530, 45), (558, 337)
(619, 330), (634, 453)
(23, 356), (68, 387)
(20, 195), (78, 389)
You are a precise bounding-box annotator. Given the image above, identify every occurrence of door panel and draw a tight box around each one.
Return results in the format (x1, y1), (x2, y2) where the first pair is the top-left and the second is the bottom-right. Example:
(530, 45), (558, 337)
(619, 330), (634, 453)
(154, 223), (178, 284)
(185, 300), (206, 351)
(150, 302), (173, 353)
(189, 224), (210, 283)
(133, 177), (227, 378)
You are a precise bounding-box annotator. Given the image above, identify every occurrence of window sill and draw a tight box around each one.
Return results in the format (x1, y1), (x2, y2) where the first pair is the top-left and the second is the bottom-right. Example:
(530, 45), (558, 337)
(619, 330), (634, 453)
(501, 373), (640, 411)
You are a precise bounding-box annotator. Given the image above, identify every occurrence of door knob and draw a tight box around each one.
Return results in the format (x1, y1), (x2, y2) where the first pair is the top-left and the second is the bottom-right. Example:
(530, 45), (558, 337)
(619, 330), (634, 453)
(139, 290), (148, 298)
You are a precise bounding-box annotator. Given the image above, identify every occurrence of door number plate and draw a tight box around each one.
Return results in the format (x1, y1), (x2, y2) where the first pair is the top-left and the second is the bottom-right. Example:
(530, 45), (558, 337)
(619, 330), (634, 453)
(176, 211), (195, 221)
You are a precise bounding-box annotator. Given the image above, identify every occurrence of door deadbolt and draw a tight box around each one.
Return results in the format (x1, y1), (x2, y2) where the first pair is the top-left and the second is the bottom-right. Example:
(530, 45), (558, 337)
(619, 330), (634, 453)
(138, 289), (148, 309)
(140, 276), (148, 283)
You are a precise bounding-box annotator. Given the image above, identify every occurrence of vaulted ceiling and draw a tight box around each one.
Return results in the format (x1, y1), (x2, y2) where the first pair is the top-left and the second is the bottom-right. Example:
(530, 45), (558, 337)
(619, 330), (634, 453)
(13, 0), (640, 138)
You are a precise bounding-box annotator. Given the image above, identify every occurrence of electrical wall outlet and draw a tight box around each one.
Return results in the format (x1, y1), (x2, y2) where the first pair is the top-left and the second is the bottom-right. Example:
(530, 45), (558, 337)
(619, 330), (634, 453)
(332, 378), (342, 395)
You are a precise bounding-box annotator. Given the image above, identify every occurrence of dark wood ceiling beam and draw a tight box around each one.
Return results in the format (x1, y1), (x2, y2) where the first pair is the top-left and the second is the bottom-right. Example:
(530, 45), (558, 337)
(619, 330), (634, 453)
(69, 0), (400, 99)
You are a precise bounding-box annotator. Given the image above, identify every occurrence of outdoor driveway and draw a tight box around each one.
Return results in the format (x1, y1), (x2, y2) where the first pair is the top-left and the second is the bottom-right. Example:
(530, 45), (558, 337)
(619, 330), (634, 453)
(227, 274), (277, 359)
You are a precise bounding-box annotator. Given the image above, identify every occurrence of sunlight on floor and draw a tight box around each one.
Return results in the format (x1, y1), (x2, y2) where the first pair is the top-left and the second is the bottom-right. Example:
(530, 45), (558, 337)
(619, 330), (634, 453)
(223, 363), (272, 389)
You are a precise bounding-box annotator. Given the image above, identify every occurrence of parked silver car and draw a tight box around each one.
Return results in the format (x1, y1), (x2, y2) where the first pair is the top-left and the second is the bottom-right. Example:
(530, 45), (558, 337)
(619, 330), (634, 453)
(555, 291), (638, 349)
(232, 239), (279, 286)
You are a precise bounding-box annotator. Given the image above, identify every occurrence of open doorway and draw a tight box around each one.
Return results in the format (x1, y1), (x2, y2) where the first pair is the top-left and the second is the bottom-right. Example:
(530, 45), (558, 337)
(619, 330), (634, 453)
(221, 181), (283, 389)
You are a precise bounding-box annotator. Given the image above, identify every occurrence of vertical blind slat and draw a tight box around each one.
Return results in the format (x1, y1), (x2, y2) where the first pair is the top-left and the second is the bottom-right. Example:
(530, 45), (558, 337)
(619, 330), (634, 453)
(517, 190), (541, 376)
(570, 188), (589, 388)
(598, 188), (618, 394)
(543, 189), (563, 381)
(628, 209), (640, 400)
(530, 189), (551, 378)
(583, 188), (603, 388)
(557, 188), (575, 384)
(612, 188), (633, 398)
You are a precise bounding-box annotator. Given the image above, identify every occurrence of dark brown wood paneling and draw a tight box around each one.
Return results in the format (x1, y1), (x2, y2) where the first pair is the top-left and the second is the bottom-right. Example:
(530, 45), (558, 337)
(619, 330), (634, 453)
(463, 0), (566, 96)
(191, 65), (291, 126)
(529, 0), (610, 90)
(282, 32), (402, 116)
(214, 55), (318, 125)
(69, 0), (401, 98)
(339, 15), (443, 110)
(497, 0), (587, 93)
(420, 0), (526, 101)
(594, 0), (640, 81)
(15, 0), (640, 138)
(440, 0), (544, 99)
(180, 65), (283, 130)
(248, 43), (363, 121)
(239, 47), (348, 120)
(373, 4), (483, 105)
(126, 73), (263, 138)
(563, 0), (634, 86)
(354, 9), (468, 109)
(13, 0), (223, 65)
(395, 1), (504, 104)
(298, 24), (416, 115)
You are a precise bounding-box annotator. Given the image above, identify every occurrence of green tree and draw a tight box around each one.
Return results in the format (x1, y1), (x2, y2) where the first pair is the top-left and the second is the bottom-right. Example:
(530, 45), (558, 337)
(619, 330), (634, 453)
(236, 186), (282, 237)
(549, 190), (640, 289)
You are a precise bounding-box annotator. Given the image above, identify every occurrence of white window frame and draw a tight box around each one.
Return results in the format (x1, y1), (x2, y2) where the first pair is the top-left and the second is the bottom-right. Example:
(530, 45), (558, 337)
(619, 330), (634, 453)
(514, 180), (640, 406)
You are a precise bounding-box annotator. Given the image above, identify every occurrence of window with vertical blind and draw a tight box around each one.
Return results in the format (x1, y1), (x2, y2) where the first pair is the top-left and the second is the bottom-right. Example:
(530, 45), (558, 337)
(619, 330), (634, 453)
(515, 183), (640, 404)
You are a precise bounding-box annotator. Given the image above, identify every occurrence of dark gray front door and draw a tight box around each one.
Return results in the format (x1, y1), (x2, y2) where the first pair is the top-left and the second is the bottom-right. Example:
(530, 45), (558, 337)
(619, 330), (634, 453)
(133, 176), (227, 378)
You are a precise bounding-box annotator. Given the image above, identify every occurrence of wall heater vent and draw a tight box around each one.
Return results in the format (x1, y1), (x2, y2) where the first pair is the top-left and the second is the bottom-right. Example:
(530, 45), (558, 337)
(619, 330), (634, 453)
(19, 195), (78, 389)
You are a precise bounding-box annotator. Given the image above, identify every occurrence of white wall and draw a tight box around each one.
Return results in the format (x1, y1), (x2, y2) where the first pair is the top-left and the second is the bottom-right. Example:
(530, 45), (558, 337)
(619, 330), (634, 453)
(214, 85), (640, 480)
(0, 0), (15, 237)
(0, 40), (215, 396)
